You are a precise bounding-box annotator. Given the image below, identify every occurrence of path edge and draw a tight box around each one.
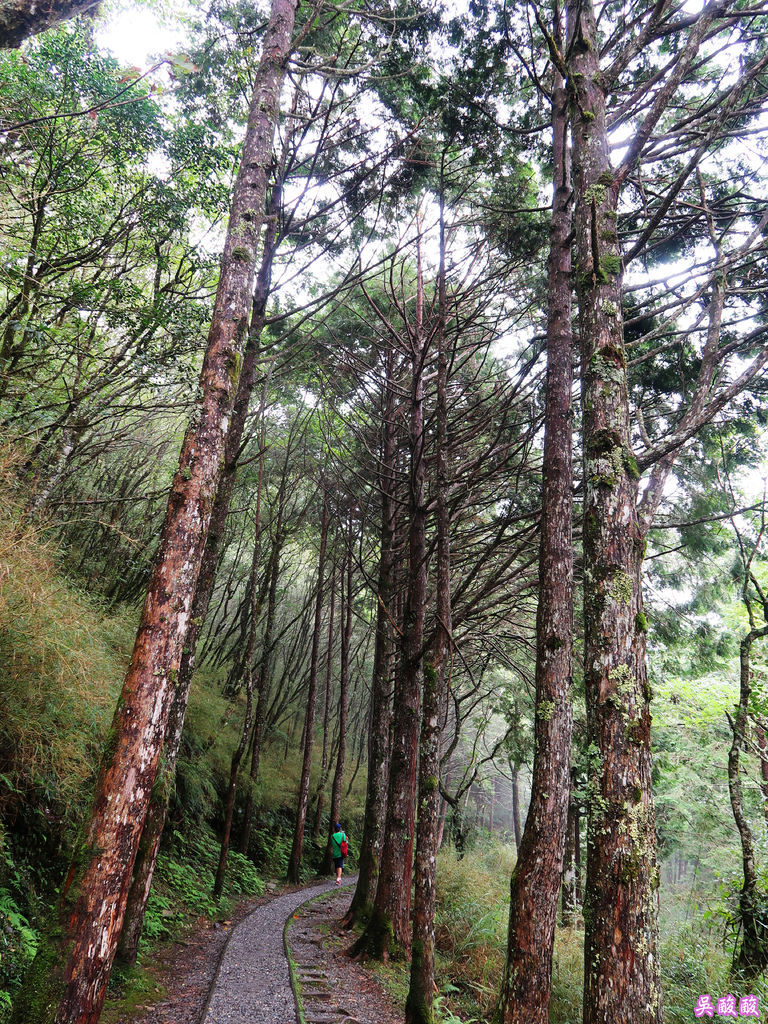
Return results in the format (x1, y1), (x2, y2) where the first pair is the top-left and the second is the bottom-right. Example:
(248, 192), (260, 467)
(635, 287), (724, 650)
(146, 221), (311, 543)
(196, 876), (355, 1024)
(284, 881), (356, 1024)
(196, 894), (258, 1024)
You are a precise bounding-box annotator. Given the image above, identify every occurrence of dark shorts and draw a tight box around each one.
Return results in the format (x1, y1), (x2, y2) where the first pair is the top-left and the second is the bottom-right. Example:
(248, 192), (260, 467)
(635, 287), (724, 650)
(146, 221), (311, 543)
(333, 857), (344, 869)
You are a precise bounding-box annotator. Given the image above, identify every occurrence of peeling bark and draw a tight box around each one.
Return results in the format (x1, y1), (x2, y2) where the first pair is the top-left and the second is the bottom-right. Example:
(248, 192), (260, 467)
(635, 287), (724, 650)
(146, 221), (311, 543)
(114, 179), (282, 969)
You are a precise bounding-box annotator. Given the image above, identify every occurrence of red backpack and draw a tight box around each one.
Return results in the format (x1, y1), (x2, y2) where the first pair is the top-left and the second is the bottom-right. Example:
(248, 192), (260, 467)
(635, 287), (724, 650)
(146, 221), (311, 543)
(340, 838), (349, 857)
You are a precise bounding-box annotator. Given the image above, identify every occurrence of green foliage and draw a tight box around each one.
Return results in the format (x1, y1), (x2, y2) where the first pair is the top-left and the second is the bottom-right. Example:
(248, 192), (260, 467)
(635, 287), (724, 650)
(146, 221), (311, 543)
(433, 993), (478, 1024)
(250, 822), (293, 879)
(141, 827), (264, 950)
(0, 863), (39, 1015)
(549, 928), (584, 1024)
(173, 670), (237, 824)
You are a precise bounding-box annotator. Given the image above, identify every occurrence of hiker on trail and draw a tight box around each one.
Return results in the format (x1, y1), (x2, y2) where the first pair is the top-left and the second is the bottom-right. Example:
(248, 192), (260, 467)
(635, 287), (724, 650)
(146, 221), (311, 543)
(331, 823), (348, 885)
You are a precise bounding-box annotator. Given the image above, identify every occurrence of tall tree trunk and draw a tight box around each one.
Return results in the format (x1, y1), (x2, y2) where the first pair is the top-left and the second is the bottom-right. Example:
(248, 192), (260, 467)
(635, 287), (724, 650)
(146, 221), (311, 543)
(11, 4), (299, 1020)
(114, 182), (282, 968)
(352, 241), (426, 960)
(499, 29), (574, 1022)
(406, 191), (452, 1024)
(287, 494), (329, 883)
(326, 529), (352, 870)
(313, 571), (336, 839)
(240, 514), (285, 853)
(344, 345), (397, 926)
(730, 624), (768, 977)
(567, 0), (661, 1019)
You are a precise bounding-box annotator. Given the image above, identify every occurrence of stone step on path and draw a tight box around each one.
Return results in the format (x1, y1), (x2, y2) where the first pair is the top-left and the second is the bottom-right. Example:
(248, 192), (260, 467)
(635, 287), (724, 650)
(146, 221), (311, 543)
(199, 878), (355, 1024)
(286, 891), (361, 1024)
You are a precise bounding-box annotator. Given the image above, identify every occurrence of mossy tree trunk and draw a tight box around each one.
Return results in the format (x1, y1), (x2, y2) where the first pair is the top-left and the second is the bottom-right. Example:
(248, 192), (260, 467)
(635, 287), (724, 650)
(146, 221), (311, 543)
(499, 29), (574, 1023)
(10, 3), (299, 1020)
(567, 1), (661, 1019)
(0, 0), (101, 48)
(568, 0), (728, 1015)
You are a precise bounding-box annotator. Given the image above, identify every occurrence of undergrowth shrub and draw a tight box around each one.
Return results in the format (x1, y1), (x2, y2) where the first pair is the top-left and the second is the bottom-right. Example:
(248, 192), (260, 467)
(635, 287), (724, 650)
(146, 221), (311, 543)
(172, 669), (238, 828)
(431, 839), (583, 1024)
(140, 826), (265, 952)
(0, 852), (38, 1017)
(248, 808), (295, 878)
(549, 927), (583, 1024)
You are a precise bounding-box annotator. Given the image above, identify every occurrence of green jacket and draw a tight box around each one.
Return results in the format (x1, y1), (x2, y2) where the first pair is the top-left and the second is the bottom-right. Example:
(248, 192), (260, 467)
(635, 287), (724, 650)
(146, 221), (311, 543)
(331, 829), (347, 858)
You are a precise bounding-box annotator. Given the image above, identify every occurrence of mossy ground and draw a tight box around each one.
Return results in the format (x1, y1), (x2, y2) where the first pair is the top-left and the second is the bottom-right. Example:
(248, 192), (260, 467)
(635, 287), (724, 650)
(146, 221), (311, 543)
(100, 967), (167, 1024)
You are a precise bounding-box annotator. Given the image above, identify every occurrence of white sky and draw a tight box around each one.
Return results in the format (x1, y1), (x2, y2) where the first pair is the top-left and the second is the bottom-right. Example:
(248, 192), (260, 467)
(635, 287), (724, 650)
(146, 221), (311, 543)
(95, 0), (185, 67)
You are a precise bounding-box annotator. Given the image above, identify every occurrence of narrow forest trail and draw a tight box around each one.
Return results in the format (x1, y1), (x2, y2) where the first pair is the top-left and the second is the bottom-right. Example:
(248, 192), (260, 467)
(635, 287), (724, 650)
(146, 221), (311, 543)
(200, 877), (357, 1024)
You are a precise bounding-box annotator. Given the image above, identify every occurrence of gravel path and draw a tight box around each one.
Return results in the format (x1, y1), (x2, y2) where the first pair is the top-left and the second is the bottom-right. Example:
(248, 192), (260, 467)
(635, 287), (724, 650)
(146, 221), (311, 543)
(200, 878), (356, 1024)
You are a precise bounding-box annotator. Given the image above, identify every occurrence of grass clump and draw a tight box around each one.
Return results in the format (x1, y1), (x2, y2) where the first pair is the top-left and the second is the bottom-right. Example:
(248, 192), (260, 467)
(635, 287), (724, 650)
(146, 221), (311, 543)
(659, 888), (768, 1023)
(434, 839), (514, 1021)
(549, 927), (583, 1024)
(0, 453), (134, 823)
(0, 450), (137, 1017)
